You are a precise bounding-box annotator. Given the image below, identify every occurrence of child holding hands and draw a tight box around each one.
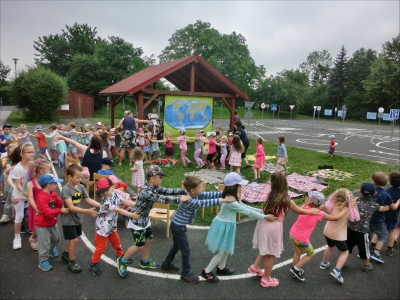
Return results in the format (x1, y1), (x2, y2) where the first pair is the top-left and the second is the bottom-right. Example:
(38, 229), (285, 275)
(253, 137), (265, 182)
(131, 148), (145, 194)
(274, 135), (288, 173)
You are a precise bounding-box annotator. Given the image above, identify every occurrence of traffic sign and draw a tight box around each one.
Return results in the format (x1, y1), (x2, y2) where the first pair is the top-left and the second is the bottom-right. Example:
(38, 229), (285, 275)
(261, 103), (266, 109)
(389, 109), (399, 120)
(317, 106), (321, 111)
(244, 102), (254, 109)
(245, 111), (253, 118)
(289, 105), (295, 110)
(366, 112), (377, 120)
(271, 104), (278, 111)
(378, 107), (384, 113)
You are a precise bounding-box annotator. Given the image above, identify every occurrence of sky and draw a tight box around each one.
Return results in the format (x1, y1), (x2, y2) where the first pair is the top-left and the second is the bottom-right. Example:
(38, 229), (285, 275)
(1, 1), (399, 78)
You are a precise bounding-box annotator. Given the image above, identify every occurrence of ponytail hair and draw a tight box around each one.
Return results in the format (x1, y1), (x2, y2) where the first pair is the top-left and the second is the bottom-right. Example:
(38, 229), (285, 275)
(325, 189), (360, 222)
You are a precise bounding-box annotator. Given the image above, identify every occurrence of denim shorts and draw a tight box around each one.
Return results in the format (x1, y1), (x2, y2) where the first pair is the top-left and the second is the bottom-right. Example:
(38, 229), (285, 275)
(39, 147), (47, 154)
(369, 220), (387, 242)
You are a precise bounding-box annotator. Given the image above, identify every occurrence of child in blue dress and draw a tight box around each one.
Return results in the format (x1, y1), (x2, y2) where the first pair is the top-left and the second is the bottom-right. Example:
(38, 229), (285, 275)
(201, 172), (277, 283)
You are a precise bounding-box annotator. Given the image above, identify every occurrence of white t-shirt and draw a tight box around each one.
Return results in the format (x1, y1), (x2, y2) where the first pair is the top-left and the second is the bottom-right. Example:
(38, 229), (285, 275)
(11, 163), (28, 200)
(96, 192), (123, 237)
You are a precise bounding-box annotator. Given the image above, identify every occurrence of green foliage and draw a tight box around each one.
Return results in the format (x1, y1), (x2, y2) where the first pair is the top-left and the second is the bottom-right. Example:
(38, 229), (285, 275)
(11, 66), (68, 122)
(0, 60), (12, 87)
(328, 46), (348, 108)
(0, 84), (12, 105)
(299, 50), (332, 85)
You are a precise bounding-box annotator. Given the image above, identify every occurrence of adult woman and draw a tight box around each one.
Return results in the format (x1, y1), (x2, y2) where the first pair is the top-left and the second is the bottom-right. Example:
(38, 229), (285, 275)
(56, 134), (106, 180)
(234, 121), (251, 168)
(115, 110), (150, 166)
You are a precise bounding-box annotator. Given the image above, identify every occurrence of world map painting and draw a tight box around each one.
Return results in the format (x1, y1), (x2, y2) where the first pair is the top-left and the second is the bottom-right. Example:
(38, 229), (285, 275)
(164, 99), (212, 130)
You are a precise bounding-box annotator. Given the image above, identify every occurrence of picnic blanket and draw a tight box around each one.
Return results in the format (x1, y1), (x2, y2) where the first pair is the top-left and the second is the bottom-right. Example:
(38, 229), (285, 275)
(247, 155), (276, 162)
(305, 169), (356, 180)
(184, 169), (231, 185)
(261, 161), (286, 174)
(286, 172), (328, 192)
(241, 183), (302, 203)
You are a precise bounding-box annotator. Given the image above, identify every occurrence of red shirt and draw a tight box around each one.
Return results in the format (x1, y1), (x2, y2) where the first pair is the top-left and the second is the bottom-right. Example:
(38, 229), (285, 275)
(37, 133), (47, 148)
(330, 139), (335, 151)
(35, 190), (63, 227)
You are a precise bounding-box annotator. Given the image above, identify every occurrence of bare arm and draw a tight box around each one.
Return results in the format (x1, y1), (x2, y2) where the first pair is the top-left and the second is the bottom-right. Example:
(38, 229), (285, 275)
(56, 135), (87, 154)
(390, 199), (400, 210)
(25, 181), (39, 214)
(84, 197), (100, 208)
(64, 197), (98, 217)
(289, 200), (319, 215)
(379, 205), (389, 212)
(323, 207), (349, 221)
(115, 118), (124, 130)
(135, 118), (151, 124)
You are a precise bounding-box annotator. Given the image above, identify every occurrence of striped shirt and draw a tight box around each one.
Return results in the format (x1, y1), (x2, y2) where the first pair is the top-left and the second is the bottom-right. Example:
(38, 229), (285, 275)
(131, 182), (185, 228)
(171, 191), (222, 226)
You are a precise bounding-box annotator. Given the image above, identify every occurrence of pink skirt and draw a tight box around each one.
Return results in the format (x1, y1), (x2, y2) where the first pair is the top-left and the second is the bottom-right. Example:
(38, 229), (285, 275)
(277, 157), (288, 165)
(229, 152), (242, 167)
(253, 161), (265, 169)
(252, 219), (284, 257)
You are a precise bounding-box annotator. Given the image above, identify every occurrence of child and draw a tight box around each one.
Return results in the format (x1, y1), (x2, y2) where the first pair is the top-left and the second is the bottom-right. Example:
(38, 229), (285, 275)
(385, 171), (400, 256)
(248, 172), (320, 288)
(116, 165), (191, 278)
(143, 134), (153, 164)
(84, 124), (95, 145)
(177, 128), (192, 167)
(97, 157), (128, 191)
(137, 127), (145, 150)
(217, 135), (228, 170)
(45, 124), (66, 165)
(162, 176), (236, 283)
(61, 164), (100, 273)
(89, 178), (137, 276)
(289, 191), (349, 281)
(227, 135), (244, 174)
(202, 172), (277, 283)
(24, 158), (51, 250)
(35, 173), (68, 271)
(131, 148), (145, 194)
(320, 189), (360, 284)
(201, 132), (217, 170)
(369, 172), (394, 263)
(150, 134), (161, 164)
(346, 182), (389, 272)
(58, 122), (79, 159)
(96, 122), (110, 158)
(193, 130), (204, 168)
(76, 126), (87, 146)
(202, 132), (209, 162)
(30, 126), (47, 159)
(10, 143), (36, 249)
(108, 128), (119, 159)
(18, 124), (31, 143)
(163, 132), (176, 167)
(274, 135), (288, 173)
(329, 134), (336, 158)
(253, 137), (265, 182)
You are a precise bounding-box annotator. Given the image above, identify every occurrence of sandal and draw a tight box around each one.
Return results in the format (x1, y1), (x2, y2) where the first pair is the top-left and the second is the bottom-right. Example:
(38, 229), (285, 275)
(260, 277), (279, 288)
(248, 265), (264, 277)
(29, 236), (38, 251)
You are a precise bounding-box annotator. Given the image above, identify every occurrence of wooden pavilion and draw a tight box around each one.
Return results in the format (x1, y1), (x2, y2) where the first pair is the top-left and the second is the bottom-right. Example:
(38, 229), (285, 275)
(98, 54), (248, 130)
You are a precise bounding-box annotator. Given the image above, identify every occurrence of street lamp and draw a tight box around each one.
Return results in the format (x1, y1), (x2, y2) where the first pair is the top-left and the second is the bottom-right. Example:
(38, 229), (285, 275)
(312, 106), (317, 135)
(12, 58), (18, 76)
(342, 104), (347, 132)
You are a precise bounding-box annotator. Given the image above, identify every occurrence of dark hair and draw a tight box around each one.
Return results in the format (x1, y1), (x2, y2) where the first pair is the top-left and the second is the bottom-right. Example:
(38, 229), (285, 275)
(231, 135), (244, 153)
(235, 121), (243, 128)
(67, 164), (83, 177)
(183, 176), (203, 192)
(49, 124), (58, 130)
(89, 135), (102, 152)
(257, 137), (263, 145)
(278, 136), (285, 144)
(372, 172), (388, 187)
(222, 184), (239, 201)
(9, 143), (23, 165)
(389, 171), (400, 188)
(262, 172), (291, 217)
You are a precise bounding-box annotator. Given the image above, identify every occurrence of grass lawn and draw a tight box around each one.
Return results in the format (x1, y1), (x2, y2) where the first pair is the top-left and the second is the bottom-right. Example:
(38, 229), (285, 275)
(113, 138), (398, 226)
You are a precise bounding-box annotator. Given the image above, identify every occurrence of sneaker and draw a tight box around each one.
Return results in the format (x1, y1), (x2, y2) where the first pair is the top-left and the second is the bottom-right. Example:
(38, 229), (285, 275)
(320, 261), (331, 270)
(361, 264), (373, 272)
(371, 252), (384, 263)
(386, 248), (395, 257)
(290, 267), (304, 277)
(216, 266), (235, 275)
(201, 269), (219, 283)
(38, 260), (53, 272)
(1, 199), (5, 205)
(0, 214), (10, 223)
(20, 225), (27, 234)
(116, 256), (133, 264)
(49, 248), (59, 258)
(0, 191), (3, 197)
(290, 266), (305, 281)
(13, 238), (22, 250)
(52, 161), (59, 165)
(251, 178), (259, 182)
(180, 273), (200, 284)
(68, 261), (83, 273)
(369, 245), (375, 253)
(139, 258), (160, 269)
(117, 256), (128, 278)
(61, 251), (70, 263)
(161, 262), (180, 271)
(330, 268), (344, 284)
(88, 262), (102, 276)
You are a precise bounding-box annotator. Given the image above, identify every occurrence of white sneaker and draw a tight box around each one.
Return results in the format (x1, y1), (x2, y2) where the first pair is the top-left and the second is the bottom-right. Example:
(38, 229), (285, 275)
(52, 161), (59, 165)
(0, 191), (3, 196)
(13, 238), (22, 250)
(0, 214), (9, 223)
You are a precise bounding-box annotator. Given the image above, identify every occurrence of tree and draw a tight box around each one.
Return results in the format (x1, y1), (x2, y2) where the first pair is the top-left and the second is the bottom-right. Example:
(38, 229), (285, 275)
(328, 46), (348, 109)
(299, 50), (332, 85)
(11, 66), (68, 122)
(159, 20), (265, 95)
(0, 60), (12, 87)
(346, 48), (377, 92)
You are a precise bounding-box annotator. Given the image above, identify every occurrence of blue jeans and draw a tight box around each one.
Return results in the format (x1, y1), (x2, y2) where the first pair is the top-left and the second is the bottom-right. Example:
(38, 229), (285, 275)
(163, 222), (191, 276)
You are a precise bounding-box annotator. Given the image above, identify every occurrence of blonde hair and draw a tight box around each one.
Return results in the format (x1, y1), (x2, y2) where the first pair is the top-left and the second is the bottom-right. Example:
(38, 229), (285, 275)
(20, 124), (27, 129)
(325, 188), (360, 222)
(133, 148), (144, 160)
(220, 135), (228, 142)
(164, 132), (171, 139)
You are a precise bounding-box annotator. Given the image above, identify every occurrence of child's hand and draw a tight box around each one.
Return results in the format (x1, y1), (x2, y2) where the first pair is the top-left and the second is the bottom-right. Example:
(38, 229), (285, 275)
(11, 198), (19, 205)
(309, 208), (320, 214)
(264, 214), (278, 222)
(222, 196), (236, 203)
(61, 207), (69, 214)
(130, 167), (137, 172)
(130, 212), (140, 220)
(180, 194), (192, 202)
(87, 207), (98, 217)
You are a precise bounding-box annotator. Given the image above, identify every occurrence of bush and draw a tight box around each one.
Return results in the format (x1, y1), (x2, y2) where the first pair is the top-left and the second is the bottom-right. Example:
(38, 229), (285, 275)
(11, 66), (68, 122)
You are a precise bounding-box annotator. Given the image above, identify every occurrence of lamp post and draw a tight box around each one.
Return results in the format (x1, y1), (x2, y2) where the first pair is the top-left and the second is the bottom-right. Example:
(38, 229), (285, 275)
(12, 58), (18, 76)
(342, 104), (347, 132)
(312, 106), (317, 135)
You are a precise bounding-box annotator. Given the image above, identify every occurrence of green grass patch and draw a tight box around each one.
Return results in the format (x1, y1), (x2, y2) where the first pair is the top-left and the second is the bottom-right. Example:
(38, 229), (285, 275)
(113, 138), (397, 226)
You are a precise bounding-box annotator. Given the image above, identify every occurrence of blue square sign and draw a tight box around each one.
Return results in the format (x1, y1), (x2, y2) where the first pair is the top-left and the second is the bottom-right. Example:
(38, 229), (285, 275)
(389, 109), (399, 120)
(271, 104), (278, 111)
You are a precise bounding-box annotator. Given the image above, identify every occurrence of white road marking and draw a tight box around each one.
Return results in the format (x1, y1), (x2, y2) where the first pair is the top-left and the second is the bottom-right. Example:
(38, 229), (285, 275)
(375, 141), (400, 152)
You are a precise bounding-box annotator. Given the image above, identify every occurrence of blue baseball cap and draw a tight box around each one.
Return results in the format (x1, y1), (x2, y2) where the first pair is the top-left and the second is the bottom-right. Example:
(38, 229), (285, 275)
(38, 174), (63, 186)
(361, 182), (376, 197)
(102, 157), (116, 167)
(224, 172), (248, 187)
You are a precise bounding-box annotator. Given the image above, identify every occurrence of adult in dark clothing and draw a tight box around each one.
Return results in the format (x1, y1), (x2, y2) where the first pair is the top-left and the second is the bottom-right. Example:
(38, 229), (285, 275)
(56, 134), (106, 180)
(234, 111), (241, 123)
(234, 121), (250, 168)
(115, 110), (150, 166)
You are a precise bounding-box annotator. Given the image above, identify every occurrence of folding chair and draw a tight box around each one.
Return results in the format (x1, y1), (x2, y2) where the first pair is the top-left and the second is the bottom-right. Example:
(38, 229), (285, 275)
(149, 202), (176, 238)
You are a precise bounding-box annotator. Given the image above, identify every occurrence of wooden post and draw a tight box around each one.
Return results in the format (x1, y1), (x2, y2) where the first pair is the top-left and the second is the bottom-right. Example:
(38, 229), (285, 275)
(110, 96), (115, 128)
(137, 92), (144, 120)
(230, 96), (236, 131)
(190, 63), (195, 92)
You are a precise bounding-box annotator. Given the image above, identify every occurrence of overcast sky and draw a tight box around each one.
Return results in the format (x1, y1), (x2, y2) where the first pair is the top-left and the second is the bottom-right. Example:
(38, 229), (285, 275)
(1, 1), (399, 78)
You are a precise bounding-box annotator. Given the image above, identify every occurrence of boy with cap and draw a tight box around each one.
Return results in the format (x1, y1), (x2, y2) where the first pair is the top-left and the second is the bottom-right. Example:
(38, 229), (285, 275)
(328, 135), (336, 158)
(29, 126), (47, 159)
(35, 174), (69, 271)
(289, 191), (349, 281)
(89, 178), (138, 276)
(116, 165), (191, 278)
(97, 157), (128, 191)
(346, 182), (389, 272)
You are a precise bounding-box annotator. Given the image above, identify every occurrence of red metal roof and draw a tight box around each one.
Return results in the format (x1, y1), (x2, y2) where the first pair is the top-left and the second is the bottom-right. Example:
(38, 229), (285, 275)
(99, 54), (248, 100)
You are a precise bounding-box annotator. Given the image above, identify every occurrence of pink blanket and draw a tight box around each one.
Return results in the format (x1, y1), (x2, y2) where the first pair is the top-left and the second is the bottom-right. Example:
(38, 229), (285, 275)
(286, 172), (328, 192)
(241, 183), (302, 203)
